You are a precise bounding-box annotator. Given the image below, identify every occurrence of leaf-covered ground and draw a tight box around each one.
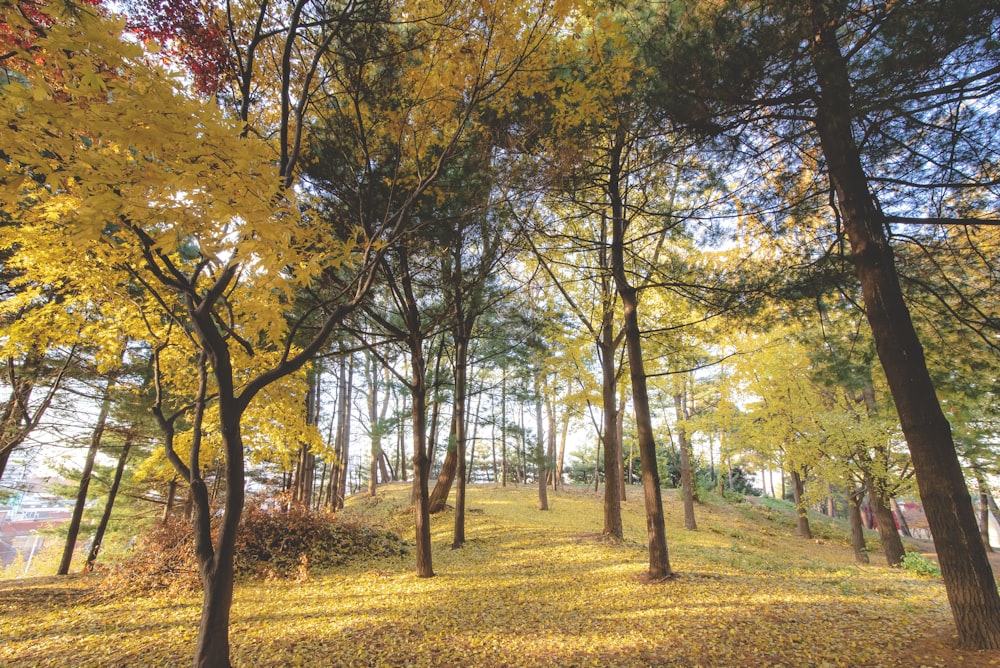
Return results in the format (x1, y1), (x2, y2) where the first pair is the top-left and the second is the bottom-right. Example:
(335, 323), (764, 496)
(2, 484), (998, 667)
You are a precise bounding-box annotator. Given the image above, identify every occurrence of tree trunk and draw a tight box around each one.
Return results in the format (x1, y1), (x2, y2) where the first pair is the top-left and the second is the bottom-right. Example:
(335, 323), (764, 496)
(335, 357), (353, 511)
(0, 360), (35, 483)
(0, 346), (73, 483)
(848, 488), (870, 564)
(598, 320), (623, 539)
(501, 366), (508, 487)
(429, 416), (458, 514)
(84, 435), (132, 572)
(163, 478), (178, 523)
(790, 469), (812, 539)
(467, 386), (481, 484)
(790, 468), (812, 538)
(608, 130), (672, 580)
(556, 408), (569, 491)
(58, 380), (113, 575)
(293, 371), (319, 505)
(546, 395), (558, 490)
(673, 391), (697, 531)
(977, 473), (994, 552)
(893, 498), (913, 538)
(809, 5), (1000, 647)
(411, 349), (434, 577)
(596, 207), (624, 538)
(617, 394), (626, 502)
(453, 333), (469, 548)
(534, 364), (548, 511)
(866, 472), (905, 567)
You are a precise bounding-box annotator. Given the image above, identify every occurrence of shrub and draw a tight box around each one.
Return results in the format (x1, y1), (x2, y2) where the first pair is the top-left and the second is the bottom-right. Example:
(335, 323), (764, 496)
(900, 552), (942, 578)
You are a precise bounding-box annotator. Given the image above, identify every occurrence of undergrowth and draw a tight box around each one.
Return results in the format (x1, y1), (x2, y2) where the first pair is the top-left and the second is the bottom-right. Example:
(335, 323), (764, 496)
(99, 496), (407, 594)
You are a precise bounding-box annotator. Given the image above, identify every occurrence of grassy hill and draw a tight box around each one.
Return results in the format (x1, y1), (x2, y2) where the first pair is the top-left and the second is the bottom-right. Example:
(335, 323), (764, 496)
(1, 484), (995, 667)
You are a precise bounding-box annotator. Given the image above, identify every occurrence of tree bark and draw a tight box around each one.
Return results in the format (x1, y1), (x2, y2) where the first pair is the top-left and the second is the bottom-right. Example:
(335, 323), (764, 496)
(429, 416), (458, 514)
(809, 4), (1000, 647)
(163, 478), (177, 523)
(790, 469), (812, 539)
(848, 487), (870, 564)
(866, 472), (905, 567)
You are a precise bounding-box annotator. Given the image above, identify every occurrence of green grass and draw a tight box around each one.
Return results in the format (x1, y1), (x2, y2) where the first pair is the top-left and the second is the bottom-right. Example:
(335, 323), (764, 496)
(0, 483), (994, 667)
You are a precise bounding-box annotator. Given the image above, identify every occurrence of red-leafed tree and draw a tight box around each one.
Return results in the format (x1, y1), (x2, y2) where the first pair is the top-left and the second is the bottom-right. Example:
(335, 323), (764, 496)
(121, 0), (229, 96)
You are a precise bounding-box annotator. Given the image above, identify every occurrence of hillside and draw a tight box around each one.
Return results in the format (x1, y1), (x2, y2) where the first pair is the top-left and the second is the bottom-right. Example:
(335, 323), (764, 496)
(1, 484), (996, 667)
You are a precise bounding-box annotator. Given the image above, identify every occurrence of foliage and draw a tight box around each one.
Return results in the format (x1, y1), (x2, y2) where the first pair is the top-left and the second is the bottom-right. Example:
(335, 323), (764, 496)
(0, 484), (974, 667)
(901, 552), (943, 579)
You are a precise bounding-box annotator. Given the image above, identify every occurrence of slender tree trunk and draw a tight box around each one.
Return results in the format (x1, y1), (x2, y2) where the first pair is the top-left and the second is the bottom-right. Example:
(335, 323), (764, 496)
(293, 371), (319, 505)
(85, 435), (132, 572)
(674, 391), (697, 531)
(0, 346), (74, 484)
(58, 379), (114, 575)
(0, 364), (34, 484)
(545, 395), (557, 490)
(848, 487), (870, 564)
(596, 205), (624, 537)
(609, 130), (672, 580)
(593, 434), (601, 492)
(335, 358), (353, 511)
(534, 362), (549, 511)
(893, 498), (912, 538)
(398, 392), (409, 483)
(866, 472), (905, 567)
(790, 469), (811, 539)
(977, 473), (994, 552)
(501, 366), (508, 488)
(429, 416), (458, 514)
(810, 6), (1000, 647)
(467, 386), (481, 484)
(453, 334), (470, 547)
(411, 349), (434, 576)
(393, 250), (434, 578)
(616, 394), (626, 502)
(490, 395), (499, 484)
(556, 408), (569, 491)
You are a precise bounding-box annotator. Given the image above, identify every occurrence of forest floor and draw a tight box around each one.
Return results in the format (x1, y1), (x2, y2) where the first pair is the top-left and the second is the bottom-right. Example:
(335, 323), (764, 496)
(2, 484), (999, 667)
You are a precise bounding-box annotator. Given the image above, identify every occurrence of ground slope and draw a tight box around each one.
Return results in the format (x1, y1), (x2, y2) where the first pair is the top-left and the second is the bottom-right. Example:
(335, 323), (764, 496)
(1, 484), (997, 667)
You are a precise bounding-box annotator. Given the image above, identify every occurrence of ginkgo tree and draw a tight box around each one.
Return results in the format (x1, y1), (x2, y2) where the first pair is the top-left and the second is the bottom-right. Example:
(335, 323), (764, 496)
(0, 6), (354, 667)
(1, 0), (565, 665)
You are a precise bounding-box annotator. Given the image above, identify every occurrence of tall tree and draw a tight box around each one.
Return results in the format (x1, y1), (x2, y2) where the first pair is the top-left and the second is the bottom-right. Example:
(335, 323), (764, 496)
(652, 0), (1000, 646)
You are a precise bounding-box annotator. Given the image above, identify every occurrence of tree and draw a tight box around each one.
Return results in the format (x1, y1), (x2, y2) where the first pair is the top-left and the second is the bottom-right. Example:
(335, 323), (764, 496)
(651, 0), (1000, 646)
(0, 3), (462, 664)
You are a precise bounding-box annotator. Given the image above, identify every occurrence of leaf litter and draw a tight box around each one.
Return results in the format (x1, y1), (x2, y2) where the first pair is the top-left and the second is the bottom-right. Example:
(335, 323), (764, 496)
(1, 484), (998, 667)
